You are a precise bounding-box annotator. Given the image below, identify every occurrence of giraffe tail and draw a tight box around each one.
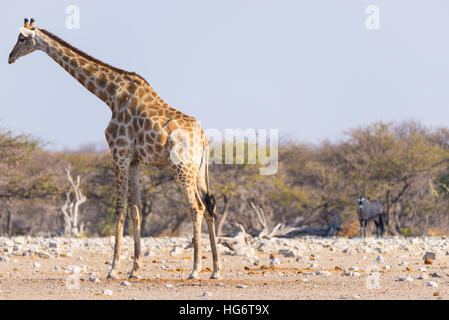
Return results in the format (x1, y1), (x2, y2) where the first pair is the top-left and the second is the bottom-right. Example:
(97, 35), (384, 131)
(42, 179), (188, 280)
(199, 141), (217, 219)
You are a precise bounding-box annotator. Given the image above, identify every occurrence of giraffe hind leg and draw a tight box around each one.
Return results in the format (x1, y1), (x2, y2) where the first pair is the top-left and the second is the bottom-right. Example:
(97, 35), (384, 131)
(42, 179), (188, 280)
(204, 213), (222, 279)
(197, 166), (221, 279)
(187, 186), (204, 280)
(170, 163), (204, 279)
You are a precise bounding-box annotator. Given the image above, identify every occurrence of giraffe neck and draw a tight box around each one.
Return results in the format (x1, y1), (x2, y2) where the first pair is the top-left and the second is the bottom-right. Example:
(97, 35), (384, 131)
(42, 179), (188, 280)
(33, 29), (157, 113)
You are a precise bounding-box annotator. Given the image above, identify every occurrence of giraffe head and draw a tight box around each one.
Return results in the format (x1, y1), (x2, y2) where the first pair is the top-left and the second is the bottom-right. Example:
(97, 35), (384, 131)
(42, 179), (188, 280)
(8, 18), (39, 64)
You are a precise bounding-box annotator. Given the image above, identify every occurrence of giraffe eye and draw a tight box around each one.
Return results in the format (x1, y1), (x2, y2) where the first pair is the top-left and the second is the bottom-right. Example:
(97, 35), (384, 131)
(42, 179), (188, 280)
(19, 38), (25, 42)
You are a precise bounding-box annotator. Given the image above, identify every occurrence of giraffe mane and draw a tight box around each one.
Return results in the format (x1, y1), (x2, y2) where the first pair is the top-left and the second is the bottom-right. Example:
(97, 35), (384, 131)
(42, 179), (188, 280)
(39, 29), (150, 86)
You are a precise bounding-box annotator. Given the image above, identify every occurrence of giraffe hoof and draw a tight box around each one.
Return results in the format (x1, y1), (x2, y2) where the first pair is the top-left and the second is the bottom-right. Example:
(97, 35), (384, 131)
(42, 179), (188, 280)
(106, 271), (118, 279)
(188, 272), (200, 280)
(210, 272), (221, 280)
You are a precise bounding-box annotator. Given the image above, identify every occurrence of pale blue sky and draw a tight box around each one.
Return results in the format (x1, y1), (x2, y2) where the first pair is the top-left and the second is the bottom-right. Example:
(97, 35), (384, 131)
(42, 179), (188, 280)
(1, 1), (449, 150)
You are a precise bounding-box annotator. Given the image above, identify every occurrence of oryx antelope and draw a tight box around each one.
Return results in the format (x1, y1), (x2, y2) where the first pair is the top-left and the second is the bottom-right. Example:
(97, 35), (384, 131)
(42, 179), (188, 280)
(356, 197), (386, 238)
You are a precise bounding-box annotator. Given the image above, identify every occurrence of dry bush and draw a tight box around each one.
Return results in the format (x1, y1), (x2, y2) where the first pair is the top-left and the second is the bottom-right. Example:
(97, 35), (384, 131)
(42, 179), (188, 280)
(340, 220), (360, 237)
(425, 227), (448, 237)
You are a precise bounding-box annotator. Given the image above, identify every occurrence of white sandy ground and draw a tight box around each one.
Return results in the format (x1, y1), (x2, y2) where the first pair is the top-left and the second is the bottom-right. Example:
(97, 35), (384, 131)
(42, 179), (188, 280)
(0, 235), (448, 300)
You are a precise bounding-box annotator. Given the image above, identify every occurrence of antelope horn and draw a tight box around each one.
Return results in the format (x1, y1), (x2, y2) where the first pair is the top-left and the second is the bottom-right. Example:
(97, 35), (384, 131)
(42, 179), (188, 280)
(30, 18), (35, 28)
(24, 18), (29, 28)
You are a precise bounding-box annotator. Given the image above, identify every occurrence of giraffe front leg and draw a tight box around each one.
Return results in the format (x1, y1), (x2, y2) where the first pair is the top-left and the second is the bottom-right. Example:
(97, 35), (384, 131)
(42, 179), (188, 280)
(107, 164), (129, 279)
(128, 161), (142, 279)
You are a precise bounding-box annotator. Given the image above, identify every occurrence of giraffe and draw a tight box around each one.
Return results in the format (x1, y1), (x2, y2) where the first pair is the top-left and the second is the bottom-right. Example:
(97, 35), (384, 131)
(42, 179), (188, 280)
(8, 18), (221, 280)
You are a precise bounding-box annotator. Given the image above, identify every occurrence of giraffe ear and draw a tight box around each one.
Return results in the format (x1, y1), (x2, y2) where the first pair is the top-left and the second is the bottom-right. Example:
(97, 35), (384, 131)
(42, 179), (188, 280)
(19, 27), (36, 38)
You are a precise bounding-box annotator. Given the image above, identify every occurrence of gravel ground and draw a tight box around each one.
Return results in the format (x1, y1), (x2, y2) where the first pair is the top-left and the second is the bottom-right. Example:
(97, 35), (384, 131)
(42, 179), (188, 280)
(0, 235), (448, 300)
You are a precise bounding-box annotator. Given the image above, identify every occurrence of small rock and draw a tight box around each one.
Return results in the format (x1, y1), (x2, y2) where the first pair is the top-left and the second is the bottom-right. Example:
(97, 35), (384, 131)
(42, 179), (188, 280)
(121, 281), (131, 286)
(236, 284), (247, 289)
(376, 255), (384, 263)
(343, 270), (353, 276)
(431, 272), (442, 278)
(270, 258), (280, 266)
(398, 276), (413, 282)
(144, 251), (155, 257)
(165, 284), (173, 288)
(349, 266), (359, 272)
(66, 265), (81, 274)
(315, 270), (331, 276)
(102, 289), (113, 296)
(418, 267), (427, 272)
(170, 246), (183, 257)
(424, 257), (433, 265)
(383, 265), (391, 271)
(22, 250), (34, 257)
(54, 265), (61, 271)
(0, 257), (9, 262)
(48, 242), (58, 249)
(418, 273), (429, 280)
(427, 281), (439, 287)
(423, 252), (436, 260)
(89, 274), (100, 283)
(33, 262), (41, 268)
(278, 249), (300, 258)
(202, 291), (212, 297)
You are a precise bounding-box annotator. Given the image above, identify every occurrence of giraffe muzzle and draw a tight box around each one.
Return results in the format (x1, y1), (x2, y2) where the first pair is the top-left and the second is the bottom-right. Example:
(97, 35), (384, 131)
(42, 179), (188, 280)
(8, 53), (17, 64)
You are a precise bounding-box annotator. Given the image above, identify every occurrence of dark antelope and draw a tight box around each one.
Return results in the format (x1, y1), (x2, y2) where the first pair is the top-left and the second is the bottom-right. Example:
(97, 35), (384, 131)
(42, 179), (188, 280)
(356, 197), (386, 238)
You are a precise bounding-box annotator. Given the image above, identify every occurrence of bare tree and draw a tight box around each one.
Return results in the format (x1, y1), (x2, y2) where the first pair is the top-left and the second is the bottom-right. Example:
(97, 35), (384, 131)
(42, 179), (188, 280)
(60, 167), (86, 236)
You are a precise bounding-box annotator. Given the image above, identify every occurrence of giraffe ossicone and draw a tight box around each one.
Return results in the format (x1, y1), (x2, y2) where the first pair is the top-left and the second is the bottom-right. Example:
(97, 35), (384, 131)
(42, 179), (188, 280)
(8, 18), (222, 280)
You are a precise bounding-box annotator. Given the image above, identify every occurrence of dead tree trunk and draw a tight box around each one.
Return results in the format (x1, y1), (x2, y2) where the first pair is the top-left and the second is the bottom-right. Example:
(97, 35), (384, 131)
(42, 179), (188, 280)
(4, 199), (14, 236)
(278, 215), (342, 238)
(6, 206), (12, 236)
(250, 201), (282, 238)
(60, 167), (86, 236)
(217, 195), (232, 237)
